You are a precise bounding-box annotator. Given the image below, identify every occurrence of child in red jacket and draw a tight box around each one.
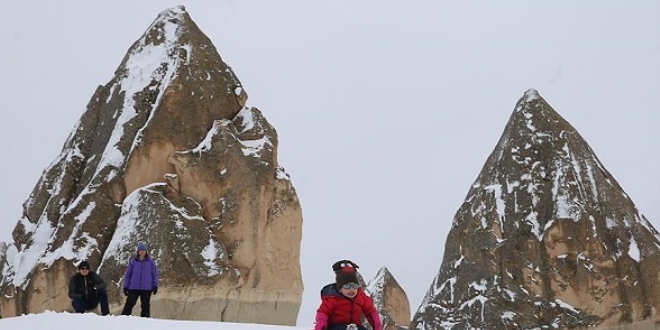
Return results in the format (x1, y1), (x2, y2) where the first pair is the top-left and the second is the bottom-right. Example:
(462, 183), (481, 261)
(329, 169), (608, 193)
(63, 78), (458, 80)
(314, 260), (382, 330)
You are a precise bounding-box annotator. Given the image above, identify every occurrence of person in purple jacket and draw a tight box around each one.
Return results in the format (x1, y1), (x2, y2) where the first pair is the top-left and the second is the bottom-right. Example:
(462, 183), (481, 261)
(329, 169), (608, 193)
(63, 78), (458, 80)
(121, 242), (159, 317)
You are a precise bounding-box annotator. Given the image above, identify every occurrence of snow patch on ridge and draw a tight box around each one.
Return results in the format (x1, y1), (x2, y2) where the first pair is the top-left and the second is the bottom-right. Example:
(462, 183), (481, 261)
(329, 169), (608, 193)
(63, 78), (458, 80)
(192, 120), (226, 153)
(524, 88), (540, 102)
(236, 107), (256, 134)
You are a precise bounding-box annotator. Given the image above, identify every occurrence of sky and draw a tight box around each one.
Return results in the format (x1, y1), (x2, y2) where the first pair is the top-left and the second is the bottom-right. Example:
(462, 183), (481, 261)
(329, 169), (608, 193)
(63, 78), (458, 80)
(1, 1), (659, 327)
(0, 311), (308, 330)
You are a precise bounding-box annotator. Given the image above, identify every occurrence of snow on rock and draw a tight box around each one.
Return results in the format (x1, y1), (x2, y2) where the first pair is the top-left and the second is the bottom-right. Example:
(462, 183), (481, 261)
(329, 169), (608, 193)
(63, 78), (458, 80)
(366, 267), (411, 330)
(411, 89), (660, 330)
(0, 6), (302, 325)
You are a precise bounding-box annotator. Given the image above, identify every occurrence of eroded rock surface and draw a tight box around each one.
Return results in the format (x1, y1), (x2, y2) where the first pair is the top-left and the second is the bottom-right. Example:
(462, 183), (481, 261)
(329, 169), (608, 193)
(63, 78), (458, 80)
(368, 267), (411, 330)
(0, 5), (302, 325)
(411, 90), (660, 329)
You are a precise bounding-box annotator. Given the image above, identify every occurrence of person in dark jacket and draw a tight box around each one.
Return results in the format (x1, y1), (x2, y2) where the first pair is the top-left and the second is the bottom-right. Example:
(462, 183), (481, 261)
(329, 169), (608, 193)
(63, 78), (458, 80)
(121, 242), (159, 317)
(68, 260), (110, 315)
(314, 260), (381, 330)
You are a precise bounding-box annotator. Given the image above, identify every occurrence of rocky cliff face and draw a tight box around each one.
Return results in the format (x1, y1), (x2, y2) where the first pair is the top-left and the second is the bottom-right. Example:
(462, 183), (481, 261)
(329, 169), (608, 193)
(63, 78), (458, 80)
(368, 267), (411, 330)
(410, 89), (660, 329)
(0, 6), (302, 325)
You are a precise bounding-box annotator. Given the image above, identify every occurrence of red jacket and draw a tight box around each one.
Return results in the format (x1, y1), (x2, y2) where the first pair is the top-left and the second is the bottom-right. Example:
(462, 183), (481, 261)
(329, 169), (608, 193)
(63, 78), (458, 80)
(316, 284), (378, 327)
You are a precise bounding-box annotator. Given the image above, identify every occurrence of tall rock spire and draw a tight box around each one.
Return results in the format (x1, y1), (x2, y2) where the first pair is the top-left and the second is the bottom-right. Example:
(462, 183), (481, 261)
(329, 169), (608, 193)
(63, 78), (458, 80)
(368, 267), (411, 330)
(411, 89), (660, 329)
(0, 6), (302, 325)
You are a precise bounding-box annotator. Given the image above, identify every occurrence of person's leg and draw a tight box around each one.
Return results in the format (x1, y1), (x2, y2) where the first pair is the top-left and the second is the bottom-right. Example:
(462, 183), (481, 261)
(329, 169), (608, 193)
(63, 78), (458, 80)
(96, 288), (110, 315)
(85, 297), (99, 312)
(328, 325), (351, 330)
(121, 290), (140, 316)
(71, 297), (86, 313)
(328, 325), (363, 330)
(138, 290), (152, 317)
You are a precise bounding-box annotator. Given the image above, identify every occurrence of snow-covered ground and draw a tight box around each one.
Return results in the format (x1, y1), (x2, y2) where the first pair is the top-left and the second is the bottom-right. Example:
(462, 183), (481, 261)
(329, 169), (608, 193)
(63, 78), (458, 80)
(0, 311), (310, 330)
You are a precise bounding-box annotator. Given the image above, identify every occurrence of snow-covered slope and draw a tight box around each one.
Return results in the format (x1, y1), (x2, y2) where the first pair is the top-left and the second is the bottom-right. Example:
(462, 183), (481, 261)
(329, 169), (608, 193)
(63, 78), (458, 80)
(0, 311), (308, 330)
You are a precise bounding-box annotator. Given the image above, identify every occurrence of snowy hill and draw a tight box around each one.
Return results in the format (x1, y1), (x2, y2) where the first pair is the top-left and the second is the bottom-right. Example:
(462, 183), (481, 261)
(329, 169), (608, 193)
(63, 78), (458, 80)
(0, 312), (309, 330)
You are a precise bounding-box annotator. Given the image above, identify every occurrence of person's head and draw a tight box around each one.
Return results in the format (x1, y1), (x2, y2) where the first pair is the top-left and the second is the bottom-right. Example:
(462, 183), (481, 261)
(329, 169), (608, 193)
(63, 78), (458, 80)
(333, 259), (360, 298)
(137, 242), (148, 257)
(77, 261), (91, 276)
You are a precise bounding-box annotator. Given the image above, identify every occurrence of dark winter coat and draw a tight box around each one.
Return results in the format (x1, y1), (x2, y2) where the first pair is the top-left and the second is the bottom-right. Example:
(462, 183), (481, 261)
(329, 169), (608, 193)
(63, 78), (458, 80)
(68, 271), (107, 301)
(123, 254), (159, 291)
(317, 283), (378, 327)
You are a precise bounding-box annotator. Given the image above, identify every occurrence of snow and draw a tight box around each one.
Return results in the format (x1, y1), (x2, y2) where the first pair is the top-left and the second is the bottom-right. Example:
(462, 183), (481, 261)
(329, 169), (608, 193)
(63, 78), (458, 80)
(241, 137), (272, 157)
(605, 217), (616, 229)
(634, 212), (660, 244)
(525, 211), (543, 241)
(583, 162), (599, 200)
(524, 89), (540, 102)
(10, 213), (57, 287)
(628, 237), (640, 261)
(0, 311), (309, 330)
(501, 311), (516, 320)
(469, 279), (487, 292)
(103, 188), (148, 263)
(192, 120), (226, 153)
(460, 294), (488, 322)
(35, 201), (101, 272)
(433, 277), (457, 303)
(503, 288), (516, 301)
(453, 255), (464, 269)
(236, 107), (256, 134)
(525, 118), (537, 132)
(275, 167), (290, 180)
(554, 298), (579, 314)
(181, 44), (192, 64)
(117, 8), (187, 171)
(365, 267), (387, 301)
(201, 239), (222, 276)
(484, 184), (505, 231)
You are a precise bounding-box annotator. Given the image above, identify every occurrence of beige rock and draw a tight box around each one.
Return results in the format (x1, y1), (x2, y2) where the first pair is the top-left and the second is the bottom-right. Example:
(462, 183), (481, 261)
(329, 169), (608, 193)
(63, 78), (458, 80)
(368, 267), (411, 330)
(411, 89), (660, 329)
(0, 5), (302, 325)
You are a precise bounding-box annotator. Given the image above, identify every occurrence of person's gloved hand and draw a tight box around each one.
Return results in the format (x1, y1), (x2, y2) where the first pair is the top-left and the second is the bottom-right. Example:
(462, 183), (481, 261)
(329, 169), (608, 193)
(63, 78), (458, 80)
(152, 286), (158, 295)
(314, 312), (328, 330)
(123, 288), (129, 296)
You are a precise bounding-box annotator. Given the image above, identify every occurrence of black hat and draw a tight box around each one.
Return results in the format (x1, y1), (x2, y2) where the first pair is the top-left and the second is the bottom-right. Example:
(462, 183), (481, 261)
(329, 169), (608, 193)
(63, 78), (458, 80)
(333, 259), (359, 289)
(77, 261), (90, 270)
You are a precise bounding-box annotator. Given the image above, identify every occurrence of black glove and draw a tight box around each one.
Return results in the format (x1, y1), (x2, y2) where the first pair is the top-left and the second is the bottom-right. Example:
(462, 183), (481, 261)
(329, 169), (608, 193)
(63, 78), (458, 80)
(152, 286), (158, 295)
(123, 288), (129, 296)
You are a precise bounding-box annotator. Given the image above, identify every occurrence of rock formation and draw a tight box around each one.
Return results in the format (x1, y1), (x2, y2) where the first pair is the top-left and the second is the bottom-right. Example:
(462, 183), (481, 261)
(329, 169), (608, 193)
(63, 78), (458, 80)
(0, 5), (302, 325)
(367, 267), (411, 330)
(410, 89), (660, 329)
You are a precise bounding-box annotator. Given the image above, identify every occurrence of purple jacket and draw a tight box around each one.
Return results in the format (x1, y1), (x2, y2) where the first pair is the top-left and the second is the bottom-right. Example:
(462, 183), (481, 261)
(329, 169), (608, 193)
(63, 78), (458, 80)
(123, 255), (159, 290)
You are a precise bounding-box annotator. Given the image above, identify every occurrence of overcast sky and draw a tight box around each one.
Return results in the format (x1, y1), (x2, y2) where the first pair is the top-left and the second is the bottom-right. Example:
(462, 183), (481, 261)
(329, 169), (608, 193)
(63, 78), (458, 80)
(1, 1), (659, 327)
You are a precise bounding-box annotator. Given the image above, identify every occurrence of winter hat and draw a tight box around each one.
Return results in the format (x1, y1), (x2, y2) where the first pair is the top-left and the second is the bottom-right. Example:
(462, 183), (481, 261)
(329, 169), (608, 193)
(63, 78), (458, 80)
(333, 259), (359, 289)
(77, 261), (90, 270)
(137, 242), (148, 252)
